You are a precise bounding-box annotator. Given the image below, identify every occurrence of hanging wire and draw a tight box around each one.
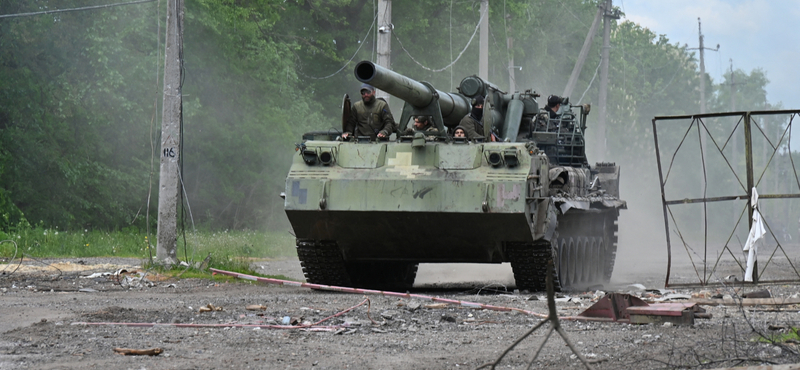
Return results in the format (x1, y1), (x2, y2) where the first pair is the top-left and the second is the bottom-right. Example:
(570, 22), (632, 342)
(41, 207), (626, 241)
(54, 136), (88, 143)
(449, 0), (454, 90)
(145, 0), (161, 263)
(502, 0), (517, 89)
(372, 0), (376, 63)
(0, 0), (157, 19)
(298, 12), (378, 80)
(175, 0), (192, 263)
(577, 56), (602, 104)
(393, 5), (486, 73)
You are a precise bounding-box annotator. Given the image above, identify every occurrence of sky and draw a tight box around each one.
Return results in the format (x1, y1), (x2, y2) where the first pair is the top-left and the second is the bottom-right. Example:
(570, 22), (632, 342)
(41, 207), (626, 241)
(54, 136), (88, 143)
(621, 0), (800, 110)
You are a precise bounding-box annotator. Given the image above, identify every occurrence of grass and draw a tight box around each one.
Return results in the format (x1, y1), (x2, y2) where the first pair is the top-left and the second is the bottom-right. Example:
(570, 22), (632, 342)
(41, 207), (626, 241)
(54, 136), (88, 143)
(0, 226), (297, 276)
(756, 327), (800, 344)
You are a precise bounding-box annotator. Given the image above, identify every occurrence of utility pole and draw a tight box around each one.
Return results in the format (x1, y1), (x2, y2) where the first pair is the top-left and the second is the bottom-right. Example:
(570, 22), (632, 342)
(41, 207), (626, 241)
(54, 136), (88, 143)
(563, 3), (604, 98)
(596, 0), (619, 161)
(729, 59), (736, 112)
(376, 0), (392, 102)
(687, 17), (718, 240)
(688, 18), (719, 114)
(507, 34), (515, 93)
(156, 0), (184, 266)
(479, 0), (489, 80)
(729, 59), (741, 218)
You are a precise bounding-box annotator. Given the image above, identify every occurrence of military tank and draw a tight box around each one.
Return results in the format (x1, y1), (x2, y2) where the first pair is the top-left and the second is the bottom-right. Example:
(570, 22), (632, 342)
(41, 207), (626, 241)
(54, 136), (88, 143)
(283, 61), (626, 291)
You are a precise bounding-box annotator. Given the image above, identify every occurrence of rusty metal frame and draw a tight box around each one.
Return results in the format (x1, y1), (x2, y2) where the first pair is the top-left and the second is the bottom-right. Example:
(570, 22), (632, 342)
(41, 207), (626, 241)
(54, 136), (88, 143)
(652, 110), (800, 287)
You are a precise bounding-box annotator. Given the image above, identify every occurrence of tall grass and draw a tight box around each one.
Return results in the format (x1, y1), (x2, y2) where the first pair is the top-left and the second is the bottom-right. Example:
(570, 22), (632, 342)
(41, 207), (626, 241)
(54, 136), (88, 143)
(0, 225), (297, 274)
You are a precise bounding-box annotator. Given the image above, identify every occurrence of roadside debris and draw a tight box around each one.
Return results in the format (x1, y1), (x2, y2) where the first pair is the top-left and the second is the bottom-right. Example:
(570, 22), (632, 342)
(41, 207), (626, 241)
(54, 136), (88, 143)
(198, 304), (223, 312)
(742, 289), (772, 298)
(113, 347), (163, 356)
(245, 304), (267, 311)
(578, 293), (709, 325)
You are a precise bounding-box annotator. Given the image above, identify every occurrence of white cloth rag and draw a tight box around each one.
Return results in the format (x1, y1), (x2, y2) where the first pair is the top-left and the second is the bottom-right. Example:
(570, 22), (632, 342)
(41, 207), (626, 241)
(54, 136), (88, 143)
(743, 187), (765, 282)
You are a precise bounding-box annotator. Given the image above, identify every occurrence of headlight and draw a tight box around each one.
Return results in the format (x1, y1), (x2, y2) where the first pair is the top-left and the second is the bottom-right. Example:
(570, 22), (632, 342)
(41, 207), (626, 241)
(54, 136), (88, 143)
(503, 147), (519, 167)
(302, 150), (318, 165)
(319, 150), (334, 165)
(487, 151), (503, 167)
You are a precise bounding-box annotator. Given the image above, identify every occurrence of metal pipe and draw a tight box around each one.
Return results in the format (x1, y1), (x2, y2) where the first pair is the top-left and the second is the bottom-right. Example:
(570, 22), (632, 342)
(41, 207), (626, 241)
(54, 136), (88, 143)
(652, 118), (673, 288)
(211, 268), (548, 318)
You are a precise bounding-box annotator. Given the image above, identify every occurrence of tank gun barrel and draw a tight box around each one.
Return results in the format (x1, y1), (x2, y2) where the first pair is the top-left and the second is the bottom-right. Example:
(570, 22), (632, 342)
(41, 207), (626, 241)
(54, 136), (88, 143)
(355, 61), (470, 127)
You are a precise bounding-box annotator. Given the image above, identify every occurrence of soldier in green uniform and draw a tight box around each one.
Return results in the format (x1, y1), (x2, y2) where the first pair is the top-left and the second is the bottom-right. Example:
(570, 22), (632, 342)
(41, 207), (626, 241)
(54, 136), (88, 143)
(459, 95), (485, 140)
(342, 83), (395, 140)
(404, 115), (438, 136)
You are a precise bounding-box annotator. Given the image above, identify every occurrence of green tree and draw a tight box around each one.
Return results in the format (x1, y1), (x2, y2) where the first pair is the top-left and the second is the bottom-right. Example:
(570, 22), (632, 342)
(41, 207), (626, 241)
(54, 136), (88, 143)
(0, 1), (157, 229)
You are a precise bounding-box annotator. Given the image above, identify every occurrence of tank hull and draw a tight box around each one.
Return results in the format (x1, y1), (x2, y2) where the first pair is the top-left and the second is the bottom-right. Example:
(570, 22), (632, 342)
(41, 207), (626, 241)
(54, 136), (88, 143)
(285, 139), (624, 291)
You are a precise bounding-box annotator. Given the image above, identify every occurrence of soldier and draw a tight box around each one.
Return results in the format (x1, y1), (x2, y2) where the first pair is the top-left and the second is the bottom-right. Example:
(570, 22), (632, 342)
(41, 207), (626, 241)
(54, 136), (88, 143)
(453, 126), (467, 138)
(404, 115), (438, 136)
(545, 95), (563, 119)
(342, 83), (395, 140)
(459, 95), (485, 140)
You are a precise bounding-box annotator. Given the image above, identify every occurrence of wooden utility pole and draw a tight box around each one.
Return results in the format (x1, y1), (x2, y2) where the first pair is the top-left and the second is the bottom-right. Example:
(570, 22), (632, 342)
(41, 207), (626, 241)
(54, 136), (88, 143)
(156, 0), (184, 266)
(376, 0), (392, 102)
(479, 0), (489, 80)
(562, 3), (604, 98)
(596, 0), (618, 161)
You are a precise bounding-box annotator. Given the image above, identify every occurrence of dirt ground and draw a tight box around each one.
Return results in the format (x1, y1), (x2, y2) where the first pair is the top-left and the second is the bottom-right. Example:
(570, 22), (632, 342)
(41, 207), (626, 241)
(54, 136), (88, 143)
(2, 252), (800, 370)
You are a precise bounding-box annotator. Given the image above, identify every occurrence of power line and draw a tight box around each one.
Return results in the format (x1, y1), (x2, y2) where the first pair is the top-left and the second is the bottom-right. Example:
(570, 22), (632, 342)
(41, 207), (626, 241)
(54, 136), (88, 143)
(298, 12), (378, 80)
(0, 0), (157, 19)
(393, 6), (486, 73)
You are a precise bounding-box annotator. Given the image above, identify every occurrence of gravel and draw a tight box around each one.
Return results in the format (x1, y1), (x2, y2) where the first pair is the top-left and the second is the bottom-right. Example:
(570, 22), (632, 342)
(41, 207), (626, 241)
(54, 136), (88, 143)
(1, 256), (800, 369)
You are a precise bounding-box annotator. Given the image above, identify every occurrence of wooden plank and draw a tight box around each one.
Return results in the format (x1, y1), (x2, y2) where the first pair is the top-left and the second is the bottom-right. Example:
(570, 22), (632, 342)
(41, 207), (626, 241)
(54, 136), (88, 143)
(691, 297), (800, 306)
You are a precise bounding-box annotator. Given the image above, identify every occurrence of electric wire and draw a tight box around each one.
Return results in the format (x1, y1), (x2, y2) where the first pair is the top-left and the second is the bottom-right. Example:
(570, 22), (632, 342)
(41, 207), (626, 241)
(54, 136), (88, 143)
(145, 0), (161, 263)
(393, 5), (486, 73)
(502, 0), (518, 89)
(577, 56), (602, 105)
(449, 0), (454, 90)
(175, 0), (192, 264)
(0, 0), (157, 19)
(0, 240), (21, 276)
(298, 12), (378, 80)
(178, 170), (196, 233)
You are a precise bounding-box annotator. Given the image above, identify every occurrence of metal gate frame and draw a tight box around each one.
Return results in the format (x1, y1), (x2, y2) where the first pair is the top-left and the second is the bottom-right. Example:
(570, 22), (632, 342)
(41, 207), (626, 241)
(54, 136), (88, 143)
(652, 110), (800, 287)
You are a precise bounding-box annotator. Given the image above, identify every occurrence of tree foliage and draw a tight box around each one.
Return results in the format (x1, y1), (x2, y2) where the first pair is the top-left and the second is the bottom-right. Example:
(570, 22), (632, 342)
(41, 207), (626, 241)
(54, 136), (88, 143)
(0, 0), (784, 232)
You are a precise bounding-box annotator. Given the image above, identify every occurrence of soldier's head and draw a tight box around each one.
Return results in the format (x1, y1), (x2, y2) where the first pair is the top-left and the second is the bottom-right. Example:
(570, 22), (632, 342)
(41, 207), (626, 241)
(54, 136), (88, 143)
(360, 83), (376, 103)
(470, 95), (485, 120)
(454, 127), (466, 138)
(471, 95), (485, 109)
(547, 95), (562, 110)
(413, 116), (429, 129)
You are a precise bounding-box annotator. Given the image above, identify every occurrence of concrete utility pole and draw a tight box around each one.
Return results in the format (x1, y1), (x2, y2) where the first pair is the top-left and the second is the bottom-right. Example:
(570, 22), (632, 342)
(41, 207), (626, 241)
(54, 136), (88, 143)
(507, 34), (515, 93)
(687, 18), (717, 235)
(596, 0), (619, 161)
(562, 3), (604, 98)
(376, 0), (392, 102)
(479, 0), (489, 80)
(689, 18), (719, 114)
(156, 0), (184, 266)
(729, 59), (736, 112)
